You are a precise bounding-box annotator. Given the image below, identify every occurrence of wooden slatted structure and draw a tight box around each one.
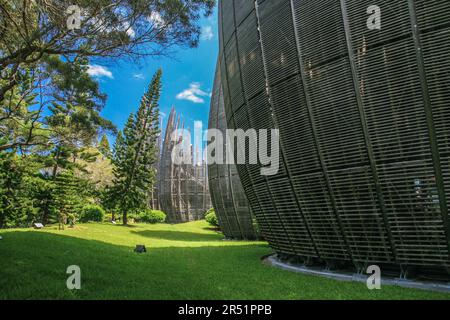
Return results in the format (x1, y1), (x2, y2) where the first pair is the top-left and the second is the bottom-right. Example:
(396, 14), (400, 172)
(158, 108), (212, 223)
(208, 60), (258, 240)
(218, 0), (450, 277)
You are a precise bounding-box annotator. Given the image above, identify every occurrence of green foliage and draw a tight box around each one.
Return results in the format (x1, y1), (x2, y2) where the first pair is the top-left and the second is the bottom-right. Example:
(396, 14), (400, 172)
(1, 56), (115, 152)
(0, 2), (214, 228)
(0, 55), (116, 228)
(0, 153), (39, 228)
(1, 0), (213, 150)
(0, 1), (215, 80)
(127, 214), (138, 223)
(98, 135), (112, 159)
(204, 207), (215, 218)
(51, 171), (83, 222)
(0, 1), (214, 230)
(0, 67), (47, 151)
(80, 205), (105, 223)
(107, 70), (162, 225)
(252, 217), (263, 241)
(67, 213), (77, 227)
(45, 57), (116, 158)
(205, 209), (219, 227)
(137, 210), (166, 224)
(76, 147), (114, 191)
(0, 149), (99, 228)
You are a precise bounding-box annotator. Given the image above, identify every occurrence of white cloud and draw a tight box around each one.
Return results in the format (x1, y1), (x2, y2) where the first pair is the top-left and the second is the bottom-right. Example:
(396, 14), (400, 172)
(201, 26), (214, 41)
(89, 17), (135, 38)
(148, 12), (165, 28)
(123, 22), (135, 38)
(176, 83), (210, 104)
(127, 28), (135, 37)
(87, 65), (113, 79)
(133, 73), (145, 80)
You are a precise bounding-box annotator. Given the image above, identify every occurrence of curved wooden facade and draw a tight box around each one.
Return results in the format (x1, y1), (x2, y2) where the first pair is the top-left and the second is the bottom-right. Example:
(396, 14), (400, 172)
(208, 61), (257, 240)
(219, 0), (450, 276)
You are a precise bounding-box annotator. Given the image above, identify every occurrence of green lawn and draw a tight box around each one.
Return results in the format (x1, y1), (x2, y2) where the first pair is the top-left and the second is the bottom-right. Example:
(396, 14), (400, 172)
(0, 221), (449, 300)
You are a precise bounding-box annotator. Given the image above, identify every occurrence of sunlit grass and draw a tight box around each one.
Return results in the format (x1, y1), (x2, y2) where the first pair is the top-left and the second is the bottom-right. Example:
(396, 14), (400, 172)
(1, 221), (449, 300)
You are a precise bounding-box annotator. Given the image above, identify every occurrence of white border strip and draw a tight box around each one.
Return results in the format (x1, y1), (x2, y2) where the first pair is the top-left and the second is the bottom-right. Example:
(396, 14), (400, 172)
(264, 255), (450, 294)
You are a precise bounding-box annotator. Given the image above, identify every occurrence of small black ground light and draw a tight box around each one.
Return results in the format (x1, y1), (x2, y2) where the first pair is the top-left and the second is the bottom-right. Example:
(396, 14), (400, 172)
(134, 245), (147, 253)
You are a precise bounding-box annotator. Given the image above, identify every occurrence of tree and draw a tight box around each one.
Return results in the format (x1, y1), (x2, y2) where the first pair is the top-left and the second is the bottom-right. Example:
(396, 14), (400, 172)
(0, 66), (49, 152)
(98, 134), (111, 159)
(51, 170), (82, 230)
(0, 0), (215, 103)
(1, 0), (214, 153)
(0, 152), (38, 228)
(1, 55), (116, 152)
(0, 1), (214, 229)
(76, 146), (114, 190)
(109, 69), (161, 225)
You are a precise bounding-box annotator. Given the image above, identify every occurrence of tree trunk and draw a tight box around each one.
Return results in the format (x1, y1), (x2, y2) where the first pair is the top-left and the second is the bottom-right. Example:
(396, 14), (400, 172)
(51, 146), (62, 178)
(41, 196), (50, 225)
(41, 149), (61, 225)
(123, 210), (128, 225)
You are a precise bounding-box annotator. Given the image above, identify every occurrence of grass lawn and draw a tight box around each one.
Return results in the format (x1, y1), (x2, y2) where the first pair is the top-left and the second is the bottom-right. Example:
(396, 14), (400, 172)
(0, 220), (449, 300)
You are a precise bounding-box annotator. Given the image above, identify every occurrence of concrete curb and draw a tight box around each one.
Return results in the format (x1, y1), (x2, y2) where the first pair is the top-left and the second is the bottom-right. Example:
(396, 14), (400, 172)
(263, 254), (450, 294)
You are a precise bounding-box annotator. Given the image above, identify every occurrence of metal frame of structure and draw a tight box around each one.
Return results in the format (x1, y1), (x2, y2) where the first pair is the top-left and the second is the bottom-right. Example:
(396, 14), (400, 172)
(158, 108), (211, 223)
(208, 60), (258, 240)
(219, 0), (450, 276)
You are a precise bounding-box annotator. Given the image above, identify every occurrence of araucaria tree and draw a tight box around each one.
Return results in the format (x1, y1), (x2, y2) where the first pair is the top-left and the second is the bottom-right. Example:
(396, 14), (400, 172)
(110, 70), (162, 225)
(0, 0), (215, 151)
(98, 134), (112, 159)
(0, 1), (214, 228)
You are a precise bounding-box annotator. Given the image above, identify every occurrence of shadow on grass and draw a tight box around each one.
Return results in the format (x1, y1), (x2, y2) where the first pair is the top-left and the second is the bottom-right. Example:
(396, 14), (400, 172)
(130, 230), (222, 242)
(1, 230), (449, 300)
(0, 230), (271, 300)
(111, 223), (139, 228)
(202, 226), (222, 232)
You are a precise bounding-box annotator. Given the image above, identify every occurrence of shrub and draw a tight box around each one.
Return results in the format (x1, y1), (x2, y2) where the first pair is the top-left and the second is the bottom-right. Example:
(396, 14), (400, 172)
(252, 217), (263, 240)
(138, 210), (166, 224)
(103, 213), (113, 222)
(204, 207), (215, 218)
(205, 209), (219, 227)
(127, 213), (137, 224)
(80, 205), (105, 223)
(67, 213), (76, 227)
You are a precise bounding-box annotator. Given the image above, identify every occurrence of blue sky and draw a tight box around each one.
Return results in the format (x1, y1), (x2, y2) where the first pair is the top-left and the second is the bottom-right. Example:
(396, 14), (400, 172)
(88, 7), (219, 141)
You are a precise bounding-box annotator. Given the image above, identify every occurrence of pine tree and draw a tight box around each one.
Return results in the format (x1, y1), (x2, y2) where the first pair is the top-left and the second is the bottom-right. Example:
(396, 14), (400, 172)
(51, 170), (82, 230)
(0, 152), (38, 228)
(98, 134), (112, 159)
(110, 70), (162, 225)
